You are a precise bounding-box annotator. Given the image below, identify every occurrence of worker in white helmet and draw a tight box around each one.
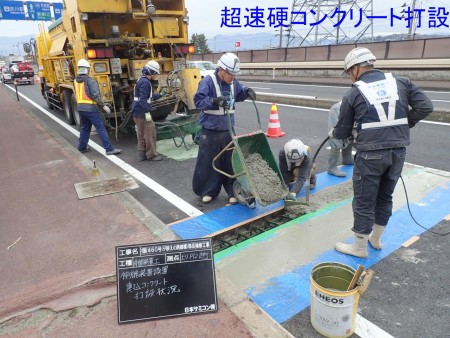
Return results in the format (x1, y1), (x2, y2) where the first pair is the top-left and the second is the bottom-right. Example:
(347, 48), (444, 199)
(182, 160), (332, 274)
(329, 47), (433, 258)
(131, 60), (162, 162)
(278, 138), (316, 201)
(74, 59), (121, 155)
(192, 52), (256, 205)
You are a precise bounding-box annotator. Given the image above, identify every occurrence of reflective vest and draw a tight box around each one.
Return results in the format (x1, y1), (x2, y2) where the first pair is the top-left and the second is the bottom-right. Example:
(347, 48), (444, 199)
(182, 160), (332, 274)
(205, 74), (235, 115)
(133, 77), (152, 103)
(354, 73), (408, 131)
(73, 80), (95, 105)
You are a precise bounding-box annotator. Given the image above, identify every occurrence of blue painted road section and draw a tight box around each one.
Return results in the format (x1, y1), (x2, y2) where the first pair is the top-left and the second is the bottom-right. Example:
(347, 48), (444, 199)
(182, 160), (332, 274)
(170, 165), (354, 239)
(171, 164), (450, 325)
(244, 183), (450, 323)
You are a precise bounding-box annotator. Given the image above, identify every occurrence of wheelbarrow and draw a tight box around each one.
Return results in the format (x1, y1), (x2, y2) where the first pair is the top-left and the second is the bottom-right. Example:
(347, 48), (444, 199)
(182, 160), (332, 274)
(155, 113), (201, 150)
(212, 101), (289, 208)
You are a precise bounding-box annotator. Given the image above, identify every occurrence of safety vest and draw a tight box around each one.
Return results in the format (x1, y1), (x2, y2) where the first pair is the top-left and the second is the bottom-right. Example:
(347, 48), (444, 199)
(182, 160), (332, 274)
(73, 80), (95, 105)
(133, 77), (152, 104)
(205, 73), (235, 115)
(354, 73), (408, 131)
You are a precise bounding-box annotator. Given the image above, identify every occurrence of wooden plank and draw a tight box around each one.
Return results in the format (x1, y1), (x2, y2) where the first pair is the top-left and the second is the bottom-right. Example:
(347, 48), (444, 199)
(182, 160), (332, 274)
(402, 235), (420, 248)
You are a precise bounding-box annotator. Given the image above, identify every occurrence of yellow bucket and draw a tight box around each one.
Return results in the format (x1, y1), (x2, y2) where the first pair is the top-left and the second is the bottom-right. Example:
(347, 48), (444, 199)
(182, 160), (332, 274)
(310, 262), (361, 338)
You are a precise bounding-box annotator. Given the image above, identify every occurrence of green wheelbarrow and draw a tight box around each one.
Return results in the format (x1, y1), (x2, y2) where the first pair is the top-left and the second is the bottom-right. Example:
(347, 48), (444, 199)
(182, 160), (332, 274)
(212, 101), (289, 208)
(155, 113), (201, 150)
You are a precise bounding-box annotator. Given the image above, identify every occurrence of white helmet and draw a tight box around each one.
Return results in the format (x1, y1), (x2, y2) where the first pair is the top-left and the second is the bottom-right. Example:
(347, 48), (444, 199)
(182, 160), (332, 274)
(77, 58), (90, 75)
(343, 47), (376, 73)
(144, 60), (160, 75)
(218, 52), (240, 75)
(284, 139), (306, 163)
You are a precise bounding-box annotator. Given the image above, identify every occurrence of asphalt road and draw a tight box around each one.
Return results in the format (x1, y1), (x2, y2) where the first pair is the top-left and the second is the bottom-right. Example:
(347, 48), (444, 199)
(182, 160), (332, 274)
(5, 82), (450, 338)
(241, 80), (450, 111)
(8, 83), (450, 225)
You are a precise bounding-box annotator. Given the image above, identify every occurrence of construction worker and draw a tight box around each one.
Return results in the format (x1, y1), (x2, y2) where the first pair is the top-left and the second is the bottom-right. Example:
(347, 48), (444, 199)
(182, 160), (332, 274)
(192, 52), (256, 204)
(279, 139), (317, 200)
(329, 47), (433, 258)
(327, 101), (354, 177)
(131, 60), (162, 162)
(74, 59), (121, 155)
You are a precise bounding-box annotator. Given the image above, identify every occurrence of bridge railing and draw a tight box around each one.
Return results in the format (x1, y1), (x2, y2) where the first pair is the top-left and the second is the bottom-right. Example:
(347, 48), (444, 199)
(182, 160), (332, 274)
(191, 37), (450, 69)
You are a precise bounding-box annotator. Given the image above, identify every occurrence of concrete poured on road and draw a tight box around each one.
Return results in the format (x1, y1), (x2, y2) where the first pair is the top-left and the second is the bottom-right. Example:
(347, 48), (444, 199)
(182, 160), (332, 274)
(212, 163), (450, 337)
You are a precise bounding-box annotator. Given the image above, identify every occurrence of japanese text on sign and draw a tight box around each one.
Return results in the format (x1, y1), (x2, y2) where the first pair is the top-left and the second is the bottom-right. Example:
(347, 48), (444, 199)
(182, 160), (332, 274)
(220, 6), (449, 30)
(116, 238), (217, 324)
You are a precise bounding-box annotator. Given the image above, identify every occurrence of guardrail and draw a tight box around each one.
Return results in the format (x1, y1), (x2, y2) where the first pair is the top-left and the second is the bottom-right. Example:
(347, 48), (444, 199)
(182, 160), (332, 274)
(192, 37), (450, 64)
(192, 37), (450, 79)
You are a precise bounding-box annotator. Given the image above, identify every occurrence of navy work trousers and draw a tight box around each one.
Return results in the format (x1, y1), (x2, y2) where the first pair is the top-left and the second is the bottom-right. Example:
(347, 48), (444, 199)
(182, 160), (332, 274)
(78, 110), (114, 152)
(352, 147), (406, 234)
(192, 128), (234, 198)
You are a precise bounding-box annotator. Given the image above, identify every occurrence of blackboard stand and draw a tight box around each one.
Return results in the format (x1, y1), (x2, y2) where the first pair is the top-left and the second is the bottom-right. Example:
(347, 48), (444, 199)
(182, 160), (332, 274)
(116, 238), (218, 324)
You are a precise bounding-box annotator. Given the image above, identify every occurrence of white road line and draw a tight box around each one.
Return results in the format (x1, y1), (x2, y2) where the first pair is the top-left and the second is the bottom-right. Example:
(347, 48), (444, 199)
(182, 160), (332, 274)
(356, 314), (395, 338)
(247, 101), (450, 126)
(6, 85), (203, 218)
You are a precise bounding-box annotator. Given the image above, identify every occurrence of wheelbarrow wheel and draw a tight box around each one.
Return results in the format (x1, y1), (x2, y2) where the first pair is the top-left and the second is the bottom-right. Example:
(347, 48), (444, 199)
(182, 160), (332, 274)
(233, 180), (256, 209)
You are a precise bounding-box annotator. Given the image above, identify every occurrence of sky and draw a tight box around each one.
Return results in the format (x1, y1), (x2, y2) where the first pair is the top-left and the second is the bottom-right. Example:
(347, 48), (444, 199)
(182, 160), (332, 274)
(0, 0), (448, 53)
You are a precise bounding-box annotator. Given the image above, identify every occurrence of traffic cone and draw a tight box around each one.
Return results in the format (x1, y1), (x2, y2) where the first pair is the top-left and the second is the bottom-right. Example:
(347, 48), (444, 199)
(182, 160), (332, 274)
(265, 103), (286, 138)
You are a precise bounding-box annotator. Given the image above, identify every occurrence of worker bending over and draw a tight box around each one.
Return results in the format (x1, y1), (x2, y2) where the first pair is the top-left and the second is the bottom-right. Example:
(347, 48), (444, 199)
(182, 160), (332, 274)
(279, 139), (316, 201)
(329, 47), (433, 258)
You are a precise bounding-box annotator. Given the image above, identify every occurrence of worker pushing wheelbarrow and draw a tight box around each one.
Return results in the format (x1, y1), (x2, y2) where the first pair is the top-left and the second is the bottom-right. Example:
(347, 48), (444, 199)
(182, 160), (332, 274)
(212, 99), (289, 208)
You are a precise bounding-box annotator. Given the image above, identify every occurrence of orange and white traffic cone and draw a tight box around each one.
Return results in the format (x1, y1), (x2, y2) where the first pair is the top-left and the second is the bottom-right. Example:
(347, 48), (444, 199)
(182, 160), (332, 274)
(265, 103), (286, 138)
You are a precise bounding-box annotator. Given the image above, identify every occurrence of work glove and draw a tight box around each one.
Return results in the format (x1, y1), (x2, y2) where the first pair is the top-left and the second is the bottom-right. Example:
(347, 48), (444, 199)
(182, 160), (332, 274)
(145, 112), (152, 122)
(328, 128), (334, 139)
(103, 105), (111, 114)
(247, 88), (257, 101)
(212, 96), (230, 109)
(286, 192), (297, 201)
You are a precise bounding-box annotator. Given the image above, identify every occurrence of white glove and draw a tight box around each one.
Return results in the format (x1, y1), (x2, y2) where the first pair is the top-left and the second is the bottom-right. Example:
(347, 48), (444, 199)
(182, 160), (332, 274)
(103, 105), (111, 114)
(328, 128), (334, 139)
(286, 192), (297, 201)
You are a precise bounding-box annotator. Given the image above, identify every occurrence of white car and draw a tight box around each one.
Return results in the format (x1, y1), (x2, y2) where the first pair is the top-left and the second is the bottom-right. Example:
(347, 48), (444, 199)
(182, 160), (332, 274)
(1, 69), (12, 84)
(188, 61), (216, 78)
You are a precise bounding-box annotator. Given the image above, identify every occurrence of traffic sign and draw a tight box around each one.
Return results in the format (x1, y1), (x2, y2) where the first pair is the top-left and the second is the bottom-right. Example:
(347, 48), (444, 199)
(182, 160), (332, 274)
(53, 3), (63, 20)
(0, 1), (26, 20)
(27, 2), (51, 21)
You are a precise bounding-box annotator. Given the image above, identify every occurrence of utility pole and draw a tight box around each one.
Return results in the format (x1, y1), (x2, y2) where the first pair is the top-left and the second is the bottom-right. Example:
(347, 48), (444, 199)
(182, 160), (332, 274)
(408, 0), (417, 40)
(278, 26), (283, 48)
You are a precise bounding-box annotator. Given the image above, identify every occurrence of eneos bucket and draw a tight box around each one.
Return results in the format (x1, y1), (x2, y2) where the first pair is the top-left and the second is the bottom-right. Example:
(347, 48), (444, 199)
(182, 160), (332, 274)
(310, 262), (360, 337)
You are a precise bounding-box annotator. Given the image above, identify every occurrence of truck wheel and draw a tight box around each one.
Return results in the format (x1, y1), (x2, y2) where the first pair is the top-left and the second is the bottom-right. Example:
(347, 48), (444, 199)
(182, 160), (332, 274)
(44, 85), (54, 110)
(63, 90), (75, 125)
(71, 94), (81, 127)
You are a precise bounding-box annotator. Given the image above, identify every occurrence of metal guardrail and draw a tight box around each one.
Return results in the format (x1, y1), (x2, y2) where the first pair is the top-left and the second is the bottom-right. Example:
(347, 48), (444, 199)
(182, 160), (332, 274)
(240, 58), (450, 70)
(193, 37), (450, 70)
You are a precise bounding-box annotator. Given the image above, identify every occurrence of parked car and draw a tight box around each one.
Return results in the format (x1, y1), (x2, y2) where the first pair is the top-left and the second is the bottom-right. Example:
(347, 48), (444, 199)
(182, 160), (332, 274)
(188, 61), (216, 78)
(1, 69), (12, 84)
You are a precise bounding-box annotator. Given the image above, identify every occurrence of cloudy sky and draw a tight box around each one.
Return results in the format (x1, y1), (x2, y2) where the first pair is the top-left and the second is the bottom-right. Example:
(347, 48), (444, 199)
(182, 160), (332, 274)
(0, 0), (447, 47)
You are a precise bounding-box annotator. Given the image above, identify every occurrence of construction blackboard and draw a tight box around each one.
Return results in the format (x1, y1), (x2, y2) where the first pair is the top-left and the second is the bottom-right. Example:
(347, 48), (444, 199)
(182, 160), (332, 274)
(116, 238), (218, 324)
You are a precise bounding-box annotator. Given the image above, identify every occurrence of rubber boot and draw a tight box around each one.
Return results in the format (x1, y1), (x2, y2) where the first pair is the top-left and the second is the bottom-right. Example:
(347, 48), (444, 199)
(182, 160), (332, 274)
(328, 148), (346, 177)
(369, 224), (385, 249)
(137, 151), (146, 162)
(342, 145), (354, 165)
(335, 233), (369, 258)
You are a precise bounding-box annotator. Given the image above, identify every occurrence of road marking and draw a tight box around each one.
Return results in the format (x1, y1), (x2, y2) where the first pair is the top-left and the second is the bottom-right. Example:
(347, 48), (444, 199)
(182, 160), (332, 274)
(6, 85), (203, 217)
(246, 101), (450, 126)
(356, 314), (395, 338)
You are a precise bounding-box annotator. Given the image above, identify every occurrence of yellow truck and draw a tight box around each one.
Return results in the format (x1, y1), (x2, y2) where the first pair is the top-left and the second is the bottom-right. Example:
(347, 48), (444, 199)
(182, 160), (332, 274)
(35, 0), (201, 129)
